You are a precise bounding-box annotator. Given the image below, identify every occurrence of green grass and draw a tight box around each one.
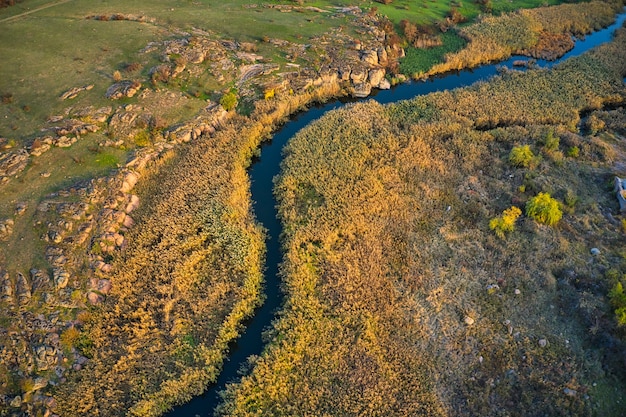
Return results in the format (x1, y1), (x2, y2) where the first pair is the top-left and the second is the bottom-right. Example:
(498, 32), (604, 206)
(0, 135), (126, 271)
(400, 30), (466, 76)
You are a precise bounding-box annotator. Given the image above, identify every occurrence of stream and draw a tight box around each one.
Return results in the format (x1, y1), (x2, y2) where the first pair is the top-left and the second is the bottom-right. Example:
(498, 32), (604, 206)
(167, 11), (626, 417)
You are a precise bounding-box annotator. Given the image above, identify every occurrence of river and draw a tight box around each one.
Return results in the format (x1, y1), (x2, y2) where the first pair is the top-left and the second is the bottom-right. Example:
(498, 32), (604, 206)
(167, 11), (626, 417)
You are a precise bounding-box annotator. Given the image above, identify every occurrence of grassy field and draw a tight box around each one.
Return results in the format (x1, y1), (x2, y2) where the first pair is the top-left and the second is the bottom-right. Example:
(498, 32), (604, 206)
(218, 24), (626, 417)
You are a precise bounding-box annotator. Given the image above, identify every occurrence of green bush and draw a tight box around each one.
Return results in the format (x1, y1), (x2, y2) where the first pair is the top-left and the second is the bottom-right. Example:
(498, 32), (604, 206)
(526, 192), (562, 226)
(509, 145), (534, 167)
(543, 130), (559, 151)
(609, 282), (626, 327)
(567, 146), (580, 158)
(220, 91), (238, 111)
(489, 206), (521, 239)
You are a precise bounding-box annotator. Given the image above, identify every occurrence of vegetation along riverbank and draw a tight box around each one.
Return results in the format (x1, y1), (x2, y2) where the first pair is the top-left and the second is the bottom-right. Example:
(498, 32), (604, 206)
(0, 0), (625, 415)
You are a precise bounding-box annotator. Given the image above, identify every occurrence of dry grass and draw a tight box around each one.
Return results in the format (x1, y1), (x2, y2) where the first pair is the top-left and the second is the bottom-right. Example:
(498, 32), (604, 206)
(428, 0), (624, 75)
(219, 27), (626, 416)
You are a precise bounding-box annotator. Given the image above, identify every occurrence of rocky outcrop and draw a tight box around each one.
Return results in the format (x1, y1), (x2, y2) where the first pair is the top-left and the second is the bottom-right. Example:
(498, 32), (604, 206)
(166, 102), (229, 144)
(30, 269), (51, 292)
(16, 272), (32, 305)
(0, 148), (29, 183)
(60, 85), (93, 100)
(106, 80), (142, 99)
(0, 269), (13, 304)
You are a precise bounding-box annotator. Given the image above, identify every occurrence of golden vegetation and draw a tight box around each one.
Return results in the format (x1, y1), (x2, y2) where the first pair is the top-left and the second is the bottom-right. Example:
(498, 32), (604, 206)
(219, 27), (626, 416)
(53, 82), (344, 416)
(428, 0), (624, 75)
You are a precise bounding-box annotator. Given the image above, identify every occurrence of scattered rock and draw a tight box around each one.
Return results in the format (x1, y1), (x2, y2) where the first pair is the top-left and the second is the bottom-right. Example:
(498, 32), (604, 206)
(563, 387), (577, 397)
(87, 291), (104, 305)
(15, 202), (28, 215)
(52, 269), (70, 290)
(60, 85), (93, 100)
(514, 288), (521, 295)
(0, 148), (29, 180)
(464, 316), (475, 326)
(30, 269), (51, 292)
(0, 218), (14, 240)
(125, 195), (140, 213)
(590, 247), (600, 256)
(538, 338), (548, 348)
(15, 272), (32, 305)
(486, 283), (500, 294)
(121, 172), (139, 193)
(105, 80), (142, 100)
(9, 395), (21, 408)
(0, 270), (14, 303)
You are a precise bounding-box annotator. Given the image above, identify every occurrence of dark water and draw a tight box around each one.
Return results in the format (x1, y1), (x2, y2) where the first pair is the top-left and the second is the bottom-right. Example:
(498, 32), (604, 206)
(167, 12), (626, 417)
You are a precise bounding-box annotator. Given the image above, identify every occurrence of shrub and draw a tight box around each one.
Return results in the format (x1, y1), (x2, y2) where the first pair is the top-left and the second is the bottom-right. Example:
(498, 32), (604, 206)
(609, 282), (626, 327)
(489, 206), (522, 239)
(220, 91), (238, 111)
(567, 146), (579, 158)
(509, 145), (534, 168)
(133, 130), (151, 147)
(543, 130), (559, 151)
(526, 192), (562, 226)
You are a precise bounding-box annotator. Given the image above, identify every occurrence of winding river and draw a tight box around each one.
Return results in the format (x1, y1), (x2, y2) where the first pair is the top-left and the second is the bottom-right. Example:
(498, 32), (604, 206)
(167, 12), (626, 417)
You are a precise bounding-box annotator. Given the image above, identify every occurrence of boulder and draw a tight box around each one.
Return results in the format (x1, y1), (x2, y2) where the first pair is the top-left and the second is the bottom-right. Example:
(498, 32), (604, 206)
(352, 83), (372, 98)
(615, 176), (626, 212)
(125, 195), (140, 214)
(121, 172), (139, 193)
(30, 143), (51, 157)
(378, 78), (391, 90)
(87, 291), (104, 305)
(377, 47), (388, 66)
(337, 64), (351, 81)
(368, 68), (385, 88)
(60, 85), (93, 100)
(350, 66), (368, 84)
(15, 202), (27, 215)
(0, 219), (14, 240)
(361, 49), (379, 66)
(122, 215), (135, 229)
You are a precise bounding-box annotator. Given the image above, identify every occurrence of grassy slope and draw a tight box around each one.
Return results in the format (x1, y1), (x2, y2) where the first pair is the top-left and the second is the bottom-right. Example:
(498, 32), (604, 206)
(219, 25), (626, 417)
